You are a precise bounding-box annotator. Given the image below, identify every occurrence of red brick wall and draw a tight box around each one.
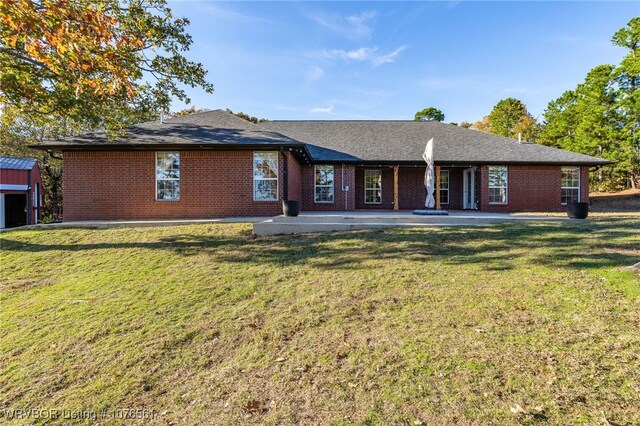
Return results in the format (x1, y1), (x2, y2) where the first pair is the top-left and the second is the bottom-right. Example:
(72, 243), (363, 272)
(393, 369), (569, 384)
(479, 165), (590, 212)
(286, 152), (302, 204)
(300, 164), (355, 211)
(354, 167), (395, 209)
(63, 150), (286, 220)
(62, 152), (593, 220)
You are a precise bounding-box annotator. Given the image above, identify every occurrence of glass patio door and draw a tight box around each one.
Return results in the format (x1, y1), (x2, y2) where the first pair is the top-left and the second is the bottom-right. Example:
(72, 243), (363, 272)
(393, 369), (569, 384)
(463, 168), (476, 209)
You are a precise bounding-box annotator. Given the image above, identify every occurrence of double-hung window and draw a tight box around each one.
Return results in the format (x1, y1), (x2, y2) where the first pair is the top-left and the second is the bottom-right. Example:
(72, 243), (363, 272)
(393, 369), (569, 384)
(315, 165), (334, 203)
(488, 166), (508, 204)
(561, 166), (580, 204)
(364, 170), (382, 204)
(156, 152), (180, 200)
(253, 151), (278, 201)
(439, 170), (450, 205)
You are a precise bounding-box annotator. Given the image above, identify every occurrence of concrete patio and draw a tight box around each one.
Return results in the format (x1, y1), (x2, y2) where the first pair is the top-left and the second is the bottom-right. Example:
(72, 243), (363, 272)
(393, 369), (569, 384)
(4, 210), (576, 234)
(252, 210), (571, 235)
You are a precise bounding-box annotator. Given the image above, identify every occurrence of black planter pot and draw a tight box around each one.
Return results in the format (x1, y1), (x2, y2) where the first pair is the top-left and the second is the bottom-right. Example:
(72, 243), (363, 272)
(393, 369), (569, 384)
(283, 200), (300, 217)
(567, 202), (589, 219)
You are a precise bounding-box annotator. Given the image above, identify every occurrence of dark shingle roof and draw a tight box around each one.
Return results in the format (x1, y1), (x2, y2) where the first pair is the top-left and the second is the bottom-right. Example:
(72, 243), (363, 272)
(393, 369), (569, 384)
(33, 110), (609, 166)
(34, 109), (304, 150)
(0, 157), (37, 170)
(260, 120), (610, 165)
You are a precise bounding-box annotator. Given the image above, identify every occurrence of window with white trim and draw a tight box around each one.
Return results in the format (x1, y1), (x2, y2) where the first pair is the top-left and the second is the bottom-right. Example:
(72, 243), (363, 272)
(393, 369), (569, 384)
(315, 165), (334, 203)
(364, 170), (382, 204)
(439, 170), (449, 204)
(253, 151), (278, 201)
(488, 166), (508, 204)
(561, 166), (580, 204)
(156, 152), (180, 200)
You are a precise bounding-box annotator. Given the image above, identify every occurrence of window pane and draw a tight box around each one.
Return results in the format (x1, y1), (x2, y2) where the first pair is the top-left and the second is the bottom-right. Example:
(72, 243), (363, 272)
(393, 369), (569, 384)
(561, 188), (579, 204)
(253, 152), (278, 201)
(365, 189), (381, 204)
(488, 166), (507, 203)
(440, 170), (449, 189)
(364, 170), (382, 204)
(156, 152), (180, 200)
(254, 152), (278, 179)
(157, 180), (180, 200)
(156, 152), (180, 179)
(316, 165), (334, 185)
(489, 187), (506, 204)
(254, 179), (277, 201)
(561, 167), (580, 204)
(315, 186), (334, 202)
(440, 190), (449, 204)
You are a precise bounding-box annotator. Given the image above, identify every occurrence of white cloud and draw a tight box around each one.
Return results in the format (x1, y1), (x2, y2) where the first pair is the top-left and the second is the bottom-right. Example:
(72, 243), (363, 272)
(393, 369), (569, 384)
(306, 10), (376, 39)
(370, 46), (407, 67)
(306, 66), (325, 81)
(310, 105), (334, 113)
(319, 45), (406, 67)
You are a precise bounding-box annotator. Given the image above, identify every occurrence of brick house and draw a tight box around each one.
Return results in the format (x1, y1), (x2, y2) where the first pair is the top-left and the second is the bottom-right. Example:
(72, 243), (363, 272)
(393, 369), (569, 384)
(34, 110), (608, 221)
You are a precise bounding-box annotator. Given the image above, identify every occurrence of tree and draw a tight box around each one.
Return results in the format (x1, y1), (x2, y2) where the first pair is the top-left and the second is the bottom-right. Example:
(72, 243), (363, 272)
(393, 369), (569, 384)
(539, 18), (640, 190)
(475, 98), (540, 141)
(225, 109), (268, 124)
(0, 105), (157, 220)
(611, 17), (640, 188)
(459, 121), (472, 128)
(0, 0), (213, 135)
(414, 107), (445, 122)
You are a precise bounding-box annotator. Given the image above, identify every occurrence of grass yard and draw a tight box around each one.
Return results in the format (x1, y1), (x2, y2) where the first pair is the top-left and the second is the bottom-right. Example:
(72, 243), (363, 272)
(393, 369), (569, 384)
(1, 218), (639, 425)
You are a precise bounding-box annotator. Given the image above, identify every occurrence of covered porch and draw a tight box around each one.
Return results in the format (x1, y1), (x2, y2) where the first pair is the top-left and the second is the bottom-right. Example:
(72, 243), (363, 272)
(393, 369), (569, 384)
(353, 165), (480, 211)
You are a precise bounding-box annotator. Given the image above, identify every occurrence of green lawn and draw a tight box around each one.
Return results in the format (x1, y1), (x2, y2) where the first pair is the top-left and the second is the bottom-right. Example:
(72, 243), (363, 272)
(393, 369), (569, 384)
(1, 218), (639, 425)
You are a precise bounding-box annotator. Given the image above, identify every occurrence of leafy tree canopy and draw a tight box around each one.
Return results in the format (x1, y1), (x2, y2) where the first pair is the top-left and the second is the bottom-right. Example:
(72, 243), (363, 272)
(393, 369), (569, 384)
(473, 98), (540, 141)
(0, 0), (213, 135)
(414, 107), (445, 122)
(540, 17), (639, 190)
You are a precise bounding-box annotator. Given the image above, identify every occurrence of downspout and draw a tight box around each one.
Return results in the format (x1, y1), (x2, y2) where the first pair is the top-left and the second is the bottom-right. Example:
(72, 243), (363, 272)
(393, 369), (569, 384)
(281, 147), (289, 201)
(26, 169), (32, 225)
(342, 164), (346, 211)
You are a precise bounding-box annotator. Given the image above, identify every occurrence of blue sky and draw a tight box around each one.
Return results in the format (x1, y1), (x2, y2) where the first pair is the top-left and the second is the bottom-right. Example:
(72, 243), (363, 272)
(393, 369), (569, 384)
(167, 1), (639, 123)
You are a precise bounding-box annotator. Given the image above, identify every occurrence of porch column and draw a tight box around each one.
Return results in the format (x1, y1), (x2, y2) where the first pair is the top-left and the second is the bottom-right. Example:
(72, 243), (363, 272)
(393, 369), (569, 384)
(393, 165), (399, 210)
(435, 165), (441, 210)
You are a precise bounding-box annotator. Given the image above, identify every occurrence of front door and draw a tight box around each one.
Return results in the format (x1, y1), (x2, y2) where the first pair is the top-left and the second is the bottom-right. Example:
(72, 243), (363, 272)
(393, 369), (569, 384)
(463, 168), (476, 209)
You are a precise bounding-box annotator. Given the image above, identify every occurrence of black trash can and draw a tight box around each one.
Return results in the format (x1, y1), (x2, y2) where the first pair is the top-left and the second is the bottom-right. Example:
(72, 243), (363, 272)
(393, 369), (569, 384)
(283, 200), (300, 217)
(567, 202), (589, 219)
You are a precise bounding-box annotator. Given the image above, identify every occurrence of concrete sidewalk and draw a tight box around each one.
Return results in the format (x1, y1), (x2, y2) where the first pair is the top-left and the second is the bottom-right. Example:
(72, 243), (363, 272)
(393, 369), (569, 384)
(253, 211), (571, 235)
(1, 216), (269, 232)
